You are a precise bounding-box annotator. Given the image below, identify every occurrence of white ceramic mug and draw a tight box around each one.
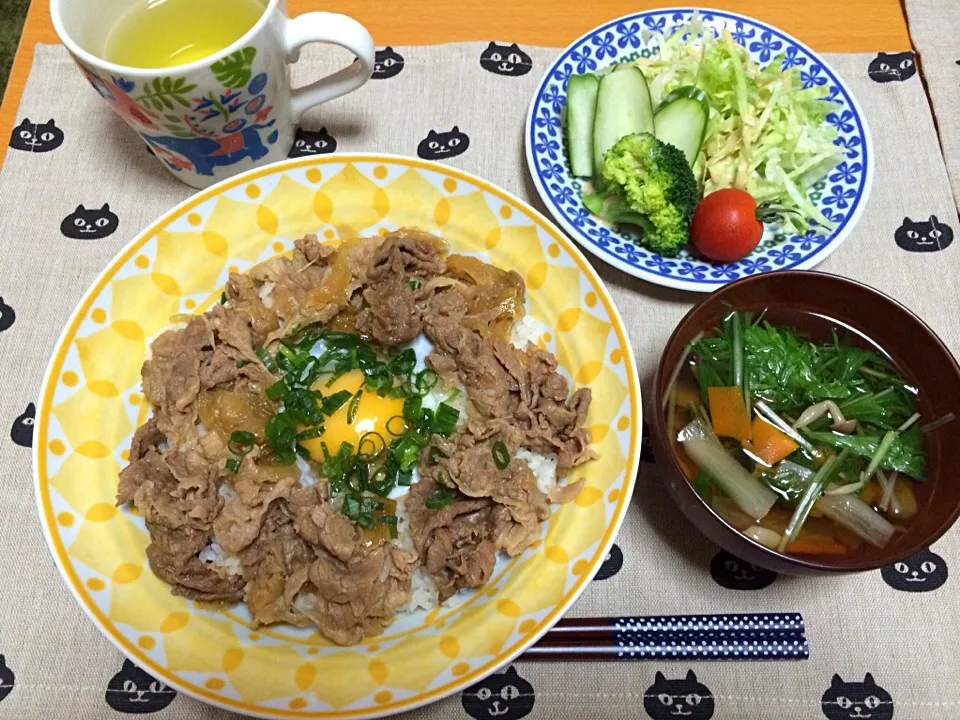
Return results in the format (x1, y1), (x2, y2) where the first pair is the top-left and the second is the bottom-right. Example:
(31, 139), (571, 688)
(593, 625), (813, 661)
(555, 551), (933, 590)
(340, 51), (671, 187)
(51, 0), (375, 188)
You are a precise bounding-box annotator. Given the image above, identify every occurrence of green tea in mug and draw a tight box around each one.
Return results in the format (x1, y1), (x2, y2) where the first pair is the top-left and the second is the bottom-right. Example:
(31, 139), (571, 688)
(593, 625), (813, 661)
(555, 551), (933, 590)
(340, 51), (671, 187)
(104, 0), (265, 68)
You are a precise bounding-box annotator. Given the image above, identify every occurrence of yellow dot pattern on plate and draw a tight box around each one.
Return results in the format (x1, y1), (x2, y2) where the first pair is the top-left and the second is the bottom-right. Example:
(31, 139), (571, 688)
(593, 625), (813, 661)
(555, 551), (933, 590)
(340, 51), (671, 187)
(249, 632), (260, 641)
(35, 158), (640, 717)
(439, 636), (460, 658)
(519, 619), (537, 634)
(57, 512), (74, 527)
(496, 599), (521, 617)
(368, 659), (388, 684)
(295, 663), (316, 690)
(160, 612), (188, 633)
(222, 648), (243, 672)
(617, 416), (630, 431)
(138, 636), (155, 650)
(245, 184), (260, 199)
(85, 503), (117, 521)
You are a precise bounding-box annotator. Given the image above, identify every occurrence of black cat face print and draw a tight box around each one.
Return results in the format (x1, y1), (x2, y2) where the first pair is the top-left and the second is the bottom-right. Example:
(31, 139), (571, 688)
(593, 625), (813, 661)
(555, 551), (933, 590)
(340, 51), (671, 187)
(0, 655), (14, 703)
(11, 403), (34, 448)
(105, 660), (176, 714)
(9, 118), (63, 152)
(643, 670), (715, 720)
(0, 298), (14, 333)
(593, 543), (623, 581)
(372, 47), (405, 79)
(881, 548), (948, 592)
(710, 550), (777, 590)
(288, 127), (337, 158)
(821, 674), (893, 720)
(868, 52), (916, 83)
(461, 665), (535, 720)
(417, 127), (470, 160)
(480, 42), (533, 76)
(894, 216), (953, 252)
(60, 204), (119, 240)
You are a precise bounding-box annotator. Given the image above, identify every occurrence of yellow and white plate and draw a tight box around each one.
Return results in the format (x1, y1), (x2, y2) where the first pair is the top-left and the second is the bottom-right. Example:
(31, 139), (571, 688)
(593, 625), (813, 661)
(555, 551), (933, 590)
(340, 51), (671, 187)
(34, 155), (642, 718)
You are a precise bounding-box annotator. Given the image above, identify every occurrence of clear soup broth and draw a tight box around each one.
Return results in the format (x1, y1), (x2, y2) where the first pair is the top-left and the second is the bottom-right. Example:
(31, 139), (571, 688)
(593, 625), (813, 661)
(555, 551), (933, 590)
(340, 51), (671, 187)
(666, 308), (932, 561)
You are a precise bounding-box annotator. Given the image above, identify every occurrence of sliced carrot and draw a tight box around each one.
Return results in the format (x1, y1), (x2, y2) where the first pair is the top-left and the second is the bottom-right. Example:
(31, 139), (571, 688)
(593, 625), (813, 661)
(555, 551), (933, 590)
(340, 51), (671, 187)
(745, 416), (798, 465)
(707, 386), (752, 441)
(784, 539), (848, 555)
(859, 480), (882, 507)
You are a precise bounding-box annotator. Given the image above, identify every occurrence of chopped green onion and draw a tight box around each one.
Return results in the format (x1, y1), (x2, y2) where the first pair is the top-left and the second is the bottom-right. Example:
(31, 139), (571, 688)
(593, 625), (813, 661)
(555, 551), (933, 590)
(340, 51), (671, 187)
(416, 369), (439, 394)
(433, 402), (459, 437)
(296, 427), (324, 441)
(341, 493), (383, 528)
(225, 457), (241, 473)
(295, 443), (311, 459)
(407, 279), (422, 290)
(491, 440), (510, 470)
(403, 394), (423, 423)
(426, 487), (454, 510)
(393, 433), (424, 471)
(347, 390), (363, 424)
(266, 380), (288, 401)
(255, 345), (278, 374)
(219, 292), (227, 305)
(227, 430), (256, 456)
(321, 390), (352, 415)
(388, 349), (417, 377)
(358, 432), (386, 462)
(386, 415), (407, 437)
(235, 360), (247, 368)
(380, 514), (399, 539)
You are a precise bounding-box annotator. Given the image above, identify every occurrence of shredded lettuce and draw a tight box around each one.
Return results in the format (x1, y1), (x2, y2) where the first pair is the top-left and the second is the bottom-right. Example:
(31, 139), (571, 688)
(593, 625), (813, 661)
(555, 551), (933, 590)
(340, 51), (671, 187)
(634, 17), (844, 233)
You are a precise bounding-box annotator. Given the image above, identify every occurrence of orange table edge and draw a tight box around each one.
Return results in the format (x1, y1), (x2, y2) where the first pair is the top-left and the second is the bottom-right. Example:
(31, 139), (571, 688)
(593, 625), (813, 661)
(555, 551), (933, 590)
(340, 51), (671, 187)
(0, 0), (911, 184)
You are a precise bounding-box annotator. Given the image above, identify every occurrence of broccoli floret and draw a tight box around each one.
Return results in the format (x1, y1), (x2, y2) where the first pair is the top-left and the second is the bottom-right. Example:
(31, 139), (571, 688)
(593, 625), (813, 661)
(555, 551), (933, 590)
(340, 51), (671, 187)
(583, 133), (698, 257)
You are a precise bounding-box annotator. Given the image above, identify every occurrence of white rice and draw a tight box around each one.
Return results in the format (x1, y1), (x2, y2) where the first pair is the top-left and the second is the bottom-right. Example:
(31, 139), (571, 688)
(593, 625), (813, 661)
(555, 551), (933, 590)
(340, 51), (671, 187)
(395, 496), (441, 613)
(510, 314), (545, 349)
(258, 281), (276, 308)
(515, 447), (559, 496)
(199, 541), (242, 578)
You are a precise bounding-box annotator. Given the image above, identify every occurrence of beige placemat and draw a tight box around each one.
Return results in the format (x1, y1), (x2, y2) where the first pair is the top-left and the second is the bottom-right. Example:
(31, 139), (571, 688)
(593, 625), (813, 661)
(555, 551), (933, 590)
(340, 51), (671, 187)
(905, 0), (960, 214)
(0, 40), (958, 720)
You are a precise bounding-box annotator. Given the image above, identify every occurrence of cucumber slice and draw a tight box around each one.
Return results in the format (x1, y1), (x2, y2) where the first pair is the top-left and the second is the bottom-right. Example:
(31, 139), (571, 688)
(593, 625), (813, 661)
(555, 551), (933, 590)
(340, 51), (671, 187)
(654, 85), (710, 166)
(592, 66), (654, 186)
(565, 74), (600, 178)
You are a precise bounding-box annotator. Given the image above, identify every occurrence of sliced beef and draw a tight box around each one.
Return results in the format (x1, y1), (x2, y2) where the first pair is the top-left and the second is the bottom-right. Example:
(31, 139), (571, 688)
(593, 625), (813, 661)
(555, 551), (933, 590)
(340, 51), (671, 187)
(405, 476), (496, 601)
(225, 272), (279, 346)
(213, 470), (296, 554)
(241, 506), (316, 627)
(145, 522), (244, 602)
(355, 274), (422, 346)
(129, 416), (164, 461)
(367, 231), (447, 281)
(117, 448), (221, 531)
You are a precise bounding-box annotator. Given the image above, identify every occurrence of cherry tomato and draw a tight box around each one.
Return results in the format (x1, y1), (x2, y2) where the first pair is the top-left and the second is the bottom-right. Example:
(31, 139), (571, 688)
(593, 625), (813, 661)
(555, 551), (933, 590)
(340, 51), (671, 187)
(690, 188), (763, 263)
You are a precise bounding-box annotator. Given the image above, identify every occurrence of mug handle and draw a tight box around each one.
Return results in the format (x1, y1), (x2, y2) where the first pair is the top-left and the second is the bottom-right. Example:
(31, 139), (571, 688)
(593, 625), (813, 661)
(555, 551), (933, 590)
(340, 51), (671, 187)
(283, 12), (375, 123)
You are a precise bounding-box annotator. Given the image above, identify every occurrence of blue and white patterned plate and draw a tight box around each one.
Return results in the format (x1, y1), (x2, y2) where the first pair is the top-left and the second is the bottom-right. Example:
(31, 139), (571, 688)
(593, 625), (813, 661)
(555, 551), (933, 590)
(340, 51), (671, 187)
(525, 8), (874, 292)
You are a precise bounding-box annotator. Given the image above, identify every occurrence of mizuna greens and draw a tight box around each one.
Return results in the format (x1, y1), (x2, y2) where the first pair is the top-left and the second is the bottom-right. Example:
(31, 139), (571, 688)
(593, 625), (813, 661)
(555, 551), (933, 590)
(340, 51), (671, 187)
(668, 311), (936, 556)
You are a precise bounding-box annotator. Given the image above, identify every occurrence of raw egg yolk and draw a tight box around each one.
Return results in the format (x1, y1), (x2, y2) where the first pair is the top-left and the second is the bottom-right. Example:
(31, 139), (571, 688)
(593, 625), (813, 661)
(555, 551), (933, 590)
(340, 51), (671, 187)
(299, 370), (405, 459)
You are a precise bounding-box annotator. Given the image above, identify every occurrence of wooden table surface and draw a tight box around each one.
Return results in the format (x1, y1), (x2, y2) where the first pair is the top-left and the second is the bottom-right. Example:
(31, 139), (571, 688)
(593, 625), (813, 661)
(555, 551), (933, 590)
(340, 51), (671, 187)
(0, 0), (911, 171)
